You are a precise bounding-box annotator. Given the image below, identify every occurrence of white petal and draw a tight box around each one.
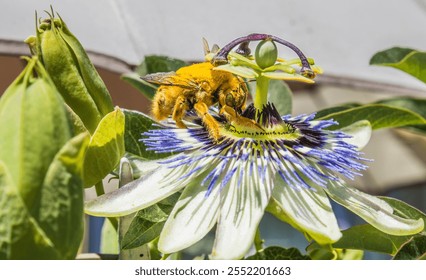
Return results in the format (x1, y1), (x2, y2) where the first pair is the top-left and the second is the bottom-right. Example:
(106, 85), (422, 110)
(129, 157), (162, 176)
(271, 182), (342, 244)
(158, 178), (220, 253)
(340, 120), (372, 151)
(210, 157), (273, 260)
(85, 163), (195, 217)
(325, 179), (424, 235)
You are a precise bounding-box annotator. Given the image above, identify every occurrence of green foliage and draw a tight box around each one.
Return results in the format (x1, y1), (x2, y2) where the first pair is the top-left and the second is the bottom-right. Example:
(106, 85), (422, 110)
(82, 108), (125, 187)
(370, 47), (426, 84)
(324, 197), (426, 256)
(333, 224), (410, 255)
(306, 244), (364, 260)
(393, 235), (426, 260)
(122, 56), (188, 100)
(121, 193), (180, 250)
(0, 57), (89, 259)
(123, 109), (173, 159)
(246, 246), (310, 260)
(316, 103), (426, 129)
(267, 80), (293, 115)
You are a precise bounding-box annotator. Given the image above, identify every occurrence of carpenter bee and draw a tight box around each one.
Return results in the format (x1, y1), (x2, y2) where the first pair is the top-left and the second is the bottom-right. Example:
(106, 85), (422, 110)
(142, 61), (257, 141)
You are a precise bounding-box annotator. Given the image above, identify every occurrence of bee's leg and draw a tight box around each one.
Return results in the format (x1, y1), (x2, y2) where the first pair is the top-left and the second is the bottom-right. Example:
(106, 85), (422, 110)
(219, 105), (238, 120)
(220, 105), (265, 132)
(193, 102), (220, 141)
(152, 89), (168, 121)
(172, 95), (189, 128)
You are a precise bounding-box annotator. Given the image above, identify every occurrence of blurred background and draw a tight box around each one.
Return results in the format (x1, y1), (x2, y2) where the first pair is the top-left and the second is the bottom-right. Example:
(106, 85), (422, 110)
(1, 0), (426, 259)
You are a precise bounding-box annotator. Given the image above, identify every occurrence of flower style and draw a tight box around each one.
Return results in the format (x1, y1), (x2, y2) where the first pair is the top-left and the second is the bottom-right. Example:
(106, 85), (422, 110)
(85, 34), (424, 259)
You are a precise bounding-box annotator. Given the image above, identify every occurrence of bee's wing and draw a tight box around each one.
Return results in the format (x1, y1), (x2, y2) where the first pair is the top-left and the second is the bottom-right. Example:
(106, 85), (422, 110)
(141, 72), (199, 89)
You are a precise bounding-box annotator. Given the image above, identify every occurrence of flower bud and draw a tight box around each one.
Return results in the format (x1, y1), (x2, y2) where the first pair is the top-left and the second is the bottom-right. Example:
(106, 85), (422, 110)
(255, 39), (278, 69)
(33, 14), (114, 133)
(0, 57), (88, 259)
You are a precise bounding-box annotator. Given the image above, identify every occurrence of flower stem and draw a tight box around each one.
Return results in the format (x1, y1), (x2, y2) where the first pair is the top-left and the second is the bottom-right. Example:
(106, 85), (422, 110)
(95, 181), (105, 196)
(254, 228), (264, 253)
(254, 75), (270, 116)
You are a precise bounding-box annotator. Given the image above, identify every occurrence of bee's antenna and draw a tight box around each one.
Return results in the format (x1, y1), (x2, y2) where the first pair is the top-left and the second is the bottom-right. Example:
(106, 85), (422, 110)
(202, 37), (210, 55)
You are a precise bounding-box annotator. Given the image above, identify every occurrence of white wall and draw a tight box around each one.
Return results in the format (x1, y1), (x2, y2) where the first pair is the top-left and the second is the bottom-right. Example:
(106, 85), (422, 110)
(1, 0), (426, 90)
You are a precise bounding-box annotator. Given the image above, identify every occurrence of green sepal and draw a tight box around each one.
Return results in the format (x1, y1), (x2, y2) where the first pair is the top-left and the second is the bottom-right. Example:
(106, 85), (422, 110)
(83, 107), (125, 187)
(0, 56), (89, 259)
(0, 132), (90, 259)
(0, 56), (72, 210)
(306, 243), (364, 260)
(56, 15), (114, 116)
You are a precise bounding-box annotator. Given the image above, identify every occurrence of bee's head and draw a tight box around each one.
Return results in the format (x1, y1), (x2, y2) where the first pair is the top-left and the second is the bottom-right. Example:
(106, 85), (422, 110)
(219, 79), (248, 113)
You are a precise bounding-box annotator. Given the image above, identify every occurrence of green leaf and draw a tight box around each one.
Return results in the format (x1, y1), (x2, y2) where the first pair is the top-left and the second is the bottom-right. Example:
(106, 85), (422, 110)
(370, 47), (426, 84)
(121, 193), (179, 250)
(123, 55), (188, 100)
(376, 97), (426, 134)
(246, 246), (310, 260)
(123, 109), (173, 159)
(313, 103), (359, 119)
(333, 224), (410, 255)
(377, 97), (426, 118)
(121, 73), (157, 100)
(316, 104), (426, 129)
(83, 107), (125, 187)
(136, 55), (187, 76)
(267, 80), (293, 115)
(393, 235), (426, 260)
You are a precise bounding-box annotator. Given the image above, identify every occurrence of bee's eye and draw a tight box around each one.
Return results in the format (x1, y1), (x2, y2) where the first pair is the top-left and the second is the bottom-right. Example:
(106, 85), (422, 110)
(225, 93), (235, 107)
(237, 94), (245, 107)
